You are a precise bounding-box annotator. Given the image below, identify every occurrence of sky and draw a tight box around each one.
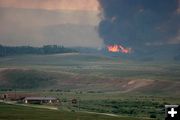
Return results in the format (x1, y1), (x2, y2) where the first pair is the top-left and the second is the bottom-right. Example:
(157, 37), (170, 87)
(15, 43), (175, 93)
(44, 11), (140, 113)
(0, 0), (179, 49)
(0, 0), (103, 48)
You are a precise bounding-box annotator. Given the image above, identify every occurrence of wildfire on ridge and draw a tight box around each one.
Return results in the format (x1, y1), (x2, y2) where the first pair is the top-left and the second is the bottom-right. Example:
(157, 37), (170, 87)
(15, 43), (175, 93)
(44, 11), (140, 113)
(107, 44), (131, 54)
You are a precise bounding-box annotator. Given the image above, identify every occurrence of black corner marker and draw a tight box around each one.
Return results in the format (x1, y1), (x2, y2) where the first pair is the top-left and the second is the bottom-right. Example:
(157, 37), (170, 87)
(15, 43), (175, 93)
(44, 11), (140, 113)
(165, 105), (180, 120)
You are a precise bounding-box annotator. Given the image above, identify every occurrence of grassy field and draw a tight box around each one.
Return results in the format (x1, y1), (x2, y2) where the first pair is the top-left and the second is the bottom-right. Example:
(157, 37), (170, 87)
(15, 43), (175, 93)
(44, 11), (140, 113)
(0, 53), (180, 120)
(0, 102), (151, 120)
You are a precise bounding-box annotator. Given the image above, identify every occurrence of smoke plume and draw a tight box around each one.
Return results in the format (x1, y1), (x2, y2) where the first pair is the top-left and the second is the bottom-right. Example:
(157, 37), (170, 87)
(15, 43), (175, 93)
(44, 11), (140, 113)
(98, 0), (180, 48)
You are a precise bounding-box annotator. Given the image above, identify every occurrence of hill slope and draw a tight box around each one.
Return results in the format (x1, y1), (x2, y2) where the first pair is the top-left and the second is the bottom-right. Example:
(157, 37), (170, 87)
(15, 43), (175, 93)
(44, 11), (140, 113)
(0, 53), (180, 95)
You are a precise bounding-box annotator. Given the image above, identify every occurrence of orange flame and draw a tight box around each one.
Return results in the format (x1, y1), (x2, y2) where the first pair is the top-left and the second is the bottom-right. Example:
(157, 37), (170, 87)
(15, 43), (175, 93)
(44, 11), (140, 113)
(107, 44), (131, 54)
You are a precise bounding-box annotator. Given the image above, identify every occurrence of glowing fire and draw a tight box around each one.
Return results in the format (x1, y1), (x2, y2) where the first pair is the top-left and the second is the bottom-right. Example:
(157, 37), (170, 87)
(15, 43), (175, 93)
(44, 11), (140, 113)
(107, 45), (131, 54)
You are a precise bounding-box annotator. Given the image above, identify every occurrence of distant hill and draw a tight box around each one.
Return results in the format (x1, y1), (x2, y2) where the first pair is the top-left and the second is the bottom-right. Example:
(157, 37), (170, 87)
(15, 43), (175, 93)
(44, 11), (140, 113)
(0, 44), (77, 57)
(1, 44), (180, 62)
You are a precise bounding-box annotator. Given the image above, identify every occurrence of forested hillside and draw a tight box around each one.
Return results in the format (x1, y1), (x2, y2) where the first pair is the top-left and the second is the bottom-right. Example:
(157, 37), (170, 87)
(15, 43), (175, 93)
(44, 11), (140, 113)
(0, 45), (77, 57)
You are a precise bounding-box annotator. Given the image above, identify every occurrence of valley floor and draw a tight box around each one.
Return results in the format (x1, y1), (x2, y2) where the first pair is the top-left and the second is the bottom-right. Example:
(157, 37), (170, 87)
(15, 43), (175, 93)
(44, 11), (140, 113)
(0, 54), (179, 120)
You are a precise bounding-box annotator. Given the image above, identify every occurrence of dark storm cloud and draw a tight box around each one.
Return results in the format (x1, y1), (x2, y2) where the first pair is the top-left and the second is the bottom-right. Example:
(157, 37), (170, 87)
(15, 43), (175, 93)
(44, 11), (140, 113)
(98, 0), (180, 47)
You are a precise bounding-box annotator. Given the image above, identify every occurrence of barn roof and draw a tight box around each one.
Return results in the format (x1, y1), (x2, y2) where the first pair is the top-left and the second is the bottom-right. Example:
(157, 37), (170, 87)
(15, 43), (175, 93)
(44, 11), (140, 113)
(24, 97), (57, 100)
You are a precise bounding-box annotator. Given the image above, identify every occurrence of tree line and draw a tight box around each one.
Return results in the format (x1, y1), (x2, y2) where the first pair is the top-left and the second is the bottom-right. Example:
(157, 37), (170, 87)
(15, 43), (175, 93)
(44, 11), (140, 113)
(0, 45), (77, 57)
